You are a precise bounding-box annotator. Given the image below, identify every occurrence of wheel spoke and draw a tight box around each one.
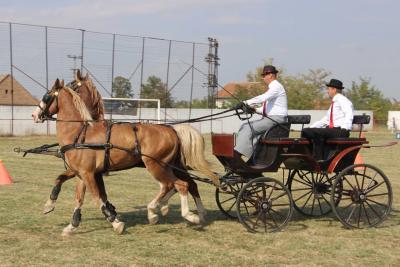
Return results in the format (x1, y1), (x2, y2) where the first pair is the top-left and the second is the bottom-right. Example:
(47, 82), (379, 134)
(317, 198), (323, 214)
(267, 210), (279, 229)
(367, 192), (389, 198)
(291, 187), (311, 192)
(311, 197), (316, 215)
(299, 170), (313, 185)
(343, 176), (356, 191)
(294, 190), (312, 202)
(346, 204), (358, 223)
(365, 200), (383, 220)
(364, 181), (385, 194)
(270, 207), (286, 219)
(362, 202), (372, 225)
(301, 192), (313, 210)
(270, 191), (287, 202)
(366, 198), (389, 209)
(357, 202), (362, 228)
(219, 195), (236, 204)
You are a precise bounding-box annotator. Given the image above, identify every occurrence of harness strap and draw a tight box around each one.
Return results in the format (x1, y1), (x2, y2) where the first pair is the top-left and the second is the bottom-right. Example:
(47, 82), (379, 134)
(132, 124), (141, 157)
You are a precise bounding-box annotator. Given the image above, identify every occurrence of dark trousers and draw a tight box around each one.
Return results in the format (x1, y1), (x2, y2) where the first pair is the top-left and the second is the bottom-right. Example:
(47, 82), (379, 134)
(301, 127), (350, 160)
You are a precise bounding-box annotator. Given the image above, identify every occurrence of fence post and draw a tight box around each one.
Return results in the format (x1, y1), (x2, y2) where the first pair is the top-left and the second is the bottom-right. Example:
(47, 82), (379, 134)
(9, 23), (14, 136)
(80, 29), (85, 73)
(45, 26), (50, 135)
(165, 40), (171, 122)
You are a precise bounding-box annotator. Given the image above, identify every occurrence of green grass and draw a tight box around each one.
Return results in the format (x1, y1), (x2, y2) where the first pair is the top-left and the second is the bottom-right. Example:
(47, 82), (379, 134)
(0, 132), (399, 266)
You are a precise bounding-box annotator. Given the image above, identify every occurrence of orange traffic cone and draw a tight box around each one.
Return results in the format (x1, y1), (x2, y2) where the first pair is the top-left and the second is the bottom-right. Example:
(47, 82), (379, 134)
(354, 132), (365, 166)
(0, 159), (13, 185)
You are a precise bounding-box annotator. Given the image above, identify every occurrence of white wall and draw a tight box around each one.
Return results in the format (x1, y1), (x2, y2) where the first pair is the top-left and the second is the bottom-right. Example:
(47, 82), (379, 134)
(387, 111), (400, 131)
(0, 105), (373, 135)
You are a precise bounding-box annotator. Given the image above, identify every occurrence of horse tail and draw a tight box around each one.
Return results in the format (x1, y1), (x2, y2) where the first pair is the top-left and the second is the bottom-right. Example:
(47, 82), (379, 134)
(173, 124), (220, 187)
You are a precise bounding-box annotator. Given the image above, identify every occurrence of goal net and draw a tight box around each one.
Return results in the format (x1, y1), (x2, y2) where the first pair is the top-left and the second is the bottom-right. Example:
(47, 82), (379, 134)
(102, 98), (161, 123)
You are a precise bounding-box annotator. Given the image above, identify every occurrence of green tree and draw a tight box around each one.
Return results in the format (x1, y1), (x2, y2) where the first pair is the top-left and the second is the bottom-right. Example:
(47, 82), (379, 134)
(141, 75), (174, 108)
(346, 78), (392, 123)
(283, 68), (330, 109)
(112, 76), (133, 98)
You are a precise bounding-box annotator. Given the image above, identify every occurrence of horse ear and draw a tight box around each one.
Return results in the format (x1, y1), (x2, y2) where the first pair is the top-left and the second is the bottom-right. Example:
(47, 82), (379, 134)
(84, 72), (89, 80)
(54, 78), (60, 88)
(75, 69), (81, 81)
(60, 79), (65, 87)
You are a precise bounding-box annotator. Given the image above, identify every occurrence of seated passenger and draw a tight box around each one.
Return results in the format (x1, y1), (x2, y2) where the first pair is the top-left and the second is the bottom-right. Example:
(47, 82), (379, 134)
(301, 78), (354, 160)
(234, 65), (288, 159)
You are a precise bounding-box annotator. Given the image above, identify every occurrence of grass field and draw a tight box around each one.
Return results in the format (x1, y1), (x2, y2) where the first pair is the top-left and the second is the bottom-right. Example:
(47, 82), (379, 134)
(0, 131), (399, 266)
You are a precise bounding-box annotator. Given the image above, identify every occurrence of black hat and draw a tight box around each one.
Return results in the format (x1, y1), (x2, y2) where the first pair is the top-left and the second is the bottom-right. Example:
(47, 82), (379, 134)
(325, 79), (344, 89)
(261, 65), (279, 75)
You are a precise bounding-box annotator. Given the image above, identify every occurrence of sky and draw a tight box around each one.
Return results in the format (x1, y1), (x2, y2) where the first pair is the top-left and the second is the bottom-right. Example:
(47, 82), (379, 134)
(1, 0), (399, 99)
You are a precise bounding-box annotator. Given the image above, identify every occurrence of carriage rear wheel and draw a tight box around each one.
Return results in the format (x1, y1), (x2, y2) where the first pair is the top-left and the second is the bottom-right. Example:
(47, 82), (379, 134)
(288, 170), (341, 217)
(331, 164), (393, 229)
(215, 178), (245, 219)
(236, 177), (293, 233)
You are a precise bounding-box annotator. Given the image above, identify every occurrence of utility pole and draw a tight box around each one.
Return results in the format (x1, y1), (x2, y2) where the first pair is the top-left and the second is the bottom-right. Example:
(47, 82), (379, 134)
(67, 54), (82, 76)
(205, 37), (219, 109)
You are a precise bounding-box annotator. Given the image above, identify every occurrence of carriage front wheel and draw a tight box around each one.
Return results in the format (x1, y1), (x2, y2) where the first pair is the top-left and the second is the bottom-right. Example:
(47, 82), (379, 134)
(331, 164), (392, 229)
(236, 177), (293, 233)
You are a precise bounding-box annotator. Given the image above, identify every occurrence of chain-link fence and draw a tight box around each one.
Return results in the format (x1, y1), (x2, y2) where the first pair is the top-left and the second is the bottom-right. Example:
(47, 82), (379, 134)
(0, 22), (218, 135)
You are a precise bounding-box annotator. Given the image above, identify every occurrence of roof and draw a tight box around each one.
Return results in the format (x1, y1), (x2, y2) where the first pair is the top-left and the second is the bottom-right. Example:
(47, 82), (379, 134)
(0, 74), (39, 106)
(217, 82), (261, 98)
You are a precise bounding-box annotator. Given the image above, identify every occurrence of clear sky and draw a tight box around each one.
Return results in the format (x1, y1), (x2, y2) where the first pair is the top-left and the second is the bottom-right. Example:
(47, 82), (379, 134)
(1, 0), (399, 99)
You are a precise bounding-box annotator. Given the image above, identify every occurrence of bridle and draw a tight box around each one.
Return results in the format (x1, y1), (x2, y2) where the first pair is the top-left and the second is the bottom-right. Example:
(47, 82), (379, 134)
(38, 80), (82, 121)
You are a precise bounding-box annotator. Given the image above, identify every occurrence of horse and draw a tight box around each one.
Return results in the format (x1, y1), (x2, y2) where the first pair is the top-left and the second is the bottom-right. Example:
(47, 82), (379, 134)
(32, 74), (219, 235)
(41, 72), (216, 228)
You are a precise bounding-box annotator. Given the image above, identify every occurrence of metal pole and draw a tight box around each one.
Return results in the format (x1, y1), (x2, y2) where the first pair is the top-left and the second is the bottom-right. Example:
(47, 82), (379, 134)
(165, 40), (171, 122)
(110, 34), (116, 120)
(139, 37), (145, 120)
(80, 29), (85, 73)
(111, 34), (115, 97)
(189, 42), (195, 120)
(45, 26), (50, 135)
(9, 23), (14, 136)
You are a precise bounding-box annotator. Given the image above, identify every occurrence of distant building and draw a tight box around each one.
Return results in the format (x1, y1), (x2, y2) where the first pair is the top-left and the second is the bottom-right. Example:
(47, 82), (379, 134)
(0, 74), (38, 106)
(215, 82), (261, 108)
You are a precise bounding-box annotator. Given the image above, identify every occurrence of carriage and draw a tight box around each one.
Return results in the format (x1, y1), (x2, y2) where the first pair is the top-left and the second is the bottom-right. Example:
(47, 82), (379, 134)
(211, 113), (394, 233)
(18, 75), (396, 235)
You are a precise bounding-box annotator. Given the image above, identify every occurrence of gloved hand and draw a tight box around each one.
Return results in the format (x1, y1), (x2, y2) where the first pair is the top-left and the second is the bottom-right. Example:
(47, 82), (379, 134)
(234, 102), (245, 110)
(242, 103), (255, 114)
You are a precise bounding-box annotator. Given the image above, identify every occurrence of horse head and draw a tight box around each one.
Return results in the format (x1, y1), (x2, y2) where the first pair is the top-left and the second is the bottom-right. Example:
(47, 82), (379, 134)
(32, 71), (104, 123)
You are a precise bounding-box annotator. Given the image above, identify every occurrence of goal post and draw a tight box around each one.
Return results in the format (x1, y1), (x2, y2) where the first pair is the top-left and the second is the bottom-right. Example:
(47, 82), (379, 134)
(102, 98), (161, 123)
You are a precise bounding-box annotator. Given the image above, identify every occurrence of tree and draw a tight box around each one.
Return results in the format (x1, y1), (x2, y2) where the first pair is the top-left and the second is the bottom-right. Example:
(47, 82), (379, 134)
(346, 78), (392, 123)
(141, 75), (174, 108)
(283, 68), (330, 109)
(112, 76), (133, 98)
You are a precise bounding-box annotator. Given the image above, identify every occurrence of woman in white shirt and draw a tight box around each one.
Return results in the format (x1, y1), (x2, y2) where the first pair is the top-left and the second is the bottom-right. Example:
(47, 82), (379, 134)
(234, 65), (288, 159)
(301, 78), (354, 160)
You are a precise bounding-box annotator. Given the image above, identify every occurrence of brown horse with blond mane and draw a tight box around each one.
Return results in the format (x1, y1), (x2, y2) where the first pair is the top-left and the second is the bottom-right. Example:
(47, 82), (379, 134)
(32, 72), (219, 235)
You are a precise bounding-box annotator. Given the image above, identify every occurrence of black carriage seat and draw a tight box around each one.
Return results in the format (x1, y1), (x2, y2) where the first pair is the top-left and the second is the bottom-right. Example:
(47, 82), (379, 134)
(322, 114), (370, 163)
(252, 115), (311, 167)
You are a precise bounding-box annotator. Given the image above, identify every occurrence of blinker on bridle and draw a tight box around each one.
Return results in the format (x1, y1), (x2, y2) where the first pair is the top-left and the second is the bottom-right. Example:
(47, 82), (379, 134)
(38, 80), (82, 120)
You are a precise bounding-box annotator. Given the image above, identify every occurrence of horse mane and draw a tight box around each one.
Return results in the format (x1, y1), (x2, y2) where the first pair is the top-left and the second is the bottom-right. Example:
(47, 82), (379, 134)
(64, 86), (94, 123)
(84, 77), (105, 120)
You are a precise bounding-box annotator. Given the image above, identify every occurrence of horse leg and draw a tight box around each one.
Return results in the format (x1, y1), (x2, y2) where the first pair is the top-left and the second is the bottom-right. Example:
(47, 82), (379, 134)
(159, 186), (177, 217)
(62, 178), (86, 236)
(146, 182), (173, 224)
(95, 173), (125, 234)
(44, 169), (75, 214)
(174, 178), (200, 224)
(187, 179), (206, 224)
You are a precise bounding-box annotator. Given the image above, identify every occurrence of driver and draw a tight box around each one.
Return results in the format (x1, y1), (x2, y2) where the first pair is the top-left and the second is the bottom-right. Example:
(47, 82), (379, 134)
(234, 65), (288, 159)
(301, 78), (354, 160)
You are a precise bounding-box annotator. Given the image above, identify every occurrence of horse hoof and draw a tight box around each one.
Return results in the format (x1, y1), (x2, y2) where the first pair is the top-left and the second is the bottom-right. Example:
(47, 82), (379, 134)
(184, 212), (200, 224)
(112, 220), (125, 235)
(148, 214), (159, 225)
(61, 224), (76, 237)
(160, 205), (169, 217)
(43, 200), (56, 214)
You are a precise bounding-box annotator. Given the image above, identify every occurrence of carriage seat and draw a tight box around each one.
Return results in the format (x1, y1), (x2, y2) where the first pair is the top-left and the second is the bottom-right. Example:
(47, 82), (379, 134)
(259, 115), (311, 144)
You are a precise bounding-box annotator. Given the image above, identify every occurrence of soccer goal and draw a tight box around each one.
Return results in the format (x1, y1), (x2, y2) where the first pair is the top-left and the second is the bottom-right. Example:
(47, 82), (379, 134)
(102, 98), (161, 123)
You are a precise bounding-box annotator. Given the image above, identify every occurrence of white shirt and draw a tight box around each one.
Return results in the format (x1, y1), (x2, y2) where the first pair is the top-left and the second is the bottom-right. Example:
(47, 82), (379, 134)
(311, 93), (354, 130)
(244, 80), (288, 116)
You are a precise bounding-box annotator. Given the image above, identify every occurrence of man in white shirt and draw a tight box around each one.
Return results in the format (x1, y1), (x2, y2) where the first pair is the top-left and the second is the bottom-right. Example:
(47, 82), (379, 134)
(301, 78), (354, 160)
(234, 65), (288, 159)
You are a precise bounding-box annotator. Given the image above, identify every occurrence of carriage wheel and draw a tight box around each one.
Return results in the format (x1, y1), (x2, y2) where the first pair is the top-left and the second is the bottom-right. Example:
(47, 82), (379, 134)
(288, 170), (341, 216)
(331, 164), (392, 229)
(215, 179), (245, 219)
(236, 177), (293, 233)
